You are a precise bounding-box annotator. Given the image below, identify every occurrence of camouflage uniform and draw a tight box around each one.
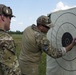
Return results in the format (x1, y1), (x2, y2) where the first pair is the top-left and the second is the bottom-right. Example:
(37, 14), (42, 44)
(0, 29), (21, 75)
(19, 24), (66, 75)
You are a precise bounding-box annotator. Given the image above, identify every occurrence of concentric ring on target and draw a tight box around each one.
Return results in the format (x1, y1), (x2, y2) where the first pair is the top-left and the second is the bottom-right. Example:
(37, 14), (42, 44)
(56, 22), (76, 61)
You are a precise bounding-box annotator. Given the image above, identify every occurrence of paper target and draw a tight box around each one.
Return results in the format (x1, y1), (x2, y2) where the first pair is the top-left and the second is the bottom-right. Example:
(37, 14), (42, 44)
(47, 9), (76, 71)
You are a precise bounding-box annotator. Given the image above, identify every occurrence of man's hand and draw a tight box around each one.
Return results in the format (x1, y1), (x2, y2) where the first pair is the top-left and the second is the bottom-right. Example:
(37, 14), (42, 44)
(72, 38), (76, 46)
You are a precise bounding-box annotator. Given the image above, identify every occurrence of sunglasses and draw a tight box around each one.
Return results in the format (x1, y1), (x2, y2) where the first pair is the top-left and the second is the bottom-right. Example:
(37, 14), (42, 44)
(3, 14), (12, 19)
(42, 25), (50, 29)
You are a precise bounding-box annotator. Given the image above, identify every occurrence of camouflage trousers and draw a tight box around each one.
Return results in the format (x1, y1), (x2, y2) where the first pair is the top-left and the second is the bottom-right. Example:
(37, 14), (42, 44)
(0, 63), (21, 75)
(19, 60), (39, 75)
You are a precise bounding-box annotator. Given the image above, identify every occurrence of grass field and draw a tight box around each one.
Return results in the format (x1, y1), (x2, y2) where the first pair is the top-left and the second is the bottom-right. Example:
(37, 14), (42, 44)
(11, 34), (46, 75)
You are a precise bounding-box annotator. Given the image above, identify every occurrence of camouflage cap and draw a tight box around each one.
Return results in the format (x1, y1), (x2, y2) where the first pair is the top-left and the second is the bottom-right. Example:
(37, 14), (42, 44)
(37, 15), (54, 28)
(0, 4), (15, 17)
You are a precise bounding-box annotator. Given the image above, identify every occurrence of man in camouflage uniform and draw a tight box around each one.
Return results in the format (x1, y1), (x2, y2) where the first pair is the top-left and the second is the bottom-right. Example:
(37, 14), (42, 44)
(19, 15), (76, 75)
(0, 4), (21, 75)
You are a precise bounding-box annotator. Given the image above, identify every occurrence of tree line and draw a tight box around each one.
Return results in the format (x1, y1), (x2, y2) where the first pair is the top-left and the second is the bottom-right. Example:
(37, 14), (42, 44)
(8, 30), (23, 34)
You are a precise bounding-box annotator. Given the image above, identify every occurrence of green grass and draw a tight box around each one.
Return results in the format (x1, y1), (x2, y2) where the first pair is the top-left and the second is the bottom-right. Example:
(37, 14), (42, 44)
(11, 34), (22, 56)
(39, 53), (46, 75)
(11, 34), (46, 75)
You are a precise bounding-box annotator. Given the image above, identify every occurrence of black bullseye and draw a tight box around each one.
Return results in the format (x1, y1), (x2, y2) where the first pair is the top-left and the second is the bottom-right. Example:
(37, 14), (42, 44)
(62, 32), (73, 47)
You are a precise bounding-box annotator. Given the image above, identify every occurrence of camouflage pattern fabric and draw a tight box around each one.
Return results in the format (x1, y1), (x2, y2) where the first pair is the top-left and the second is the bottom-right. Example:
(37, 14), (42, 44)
(33, 24), (63, 58)
(0, 29), (21, 75)
(19, 24), (66, 75)
(37, 15), (52, 28)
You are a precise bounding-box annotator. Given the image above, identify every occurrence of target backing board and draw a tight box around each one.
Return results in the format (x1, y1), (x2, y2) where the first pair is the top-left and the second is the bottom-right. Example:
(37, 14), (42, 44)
(46, 7), (76, 75)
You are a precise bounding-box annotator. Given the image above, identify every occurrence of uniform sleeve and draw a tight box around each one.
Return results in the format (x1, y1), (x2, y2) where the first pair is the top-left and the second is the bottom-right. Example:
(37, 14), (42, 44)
(40, 36), (66, 58)
(34, 31), (66, 58)
(0, 37), (21, 75)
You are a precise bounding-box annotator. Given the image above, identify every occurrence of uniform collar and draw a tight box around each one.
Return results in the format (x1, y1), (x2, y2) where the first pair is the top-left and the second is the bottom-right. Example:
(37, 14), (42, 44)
(31, 24), (41, 32)
(0, 29), (5, 31)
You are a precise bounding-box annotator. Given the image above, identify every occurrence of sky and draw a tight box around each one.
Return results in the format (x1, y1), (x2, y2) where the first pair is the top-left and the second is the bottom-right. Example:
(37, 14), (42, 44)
(0, 0), (76, 32)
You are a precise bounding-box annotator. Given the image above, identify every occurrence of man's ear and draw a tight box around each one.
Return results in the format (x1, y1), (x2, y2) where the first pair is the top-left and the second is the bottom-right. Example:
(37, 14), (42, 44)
(1, 15), (5, 21)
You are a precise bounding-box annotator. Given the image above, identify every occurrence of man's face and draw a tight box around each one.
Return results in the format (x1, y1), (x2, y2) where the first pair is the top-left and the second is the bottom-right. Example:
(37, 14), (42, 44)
(4, 16), (11, 31)
(41, 25), (50, 33)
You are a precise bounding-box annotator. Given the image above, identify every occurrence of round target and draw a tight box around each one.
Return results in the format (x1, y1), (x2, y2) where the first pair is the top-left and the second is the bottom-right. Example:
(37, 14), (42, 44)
(47, 12), (76, 71)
